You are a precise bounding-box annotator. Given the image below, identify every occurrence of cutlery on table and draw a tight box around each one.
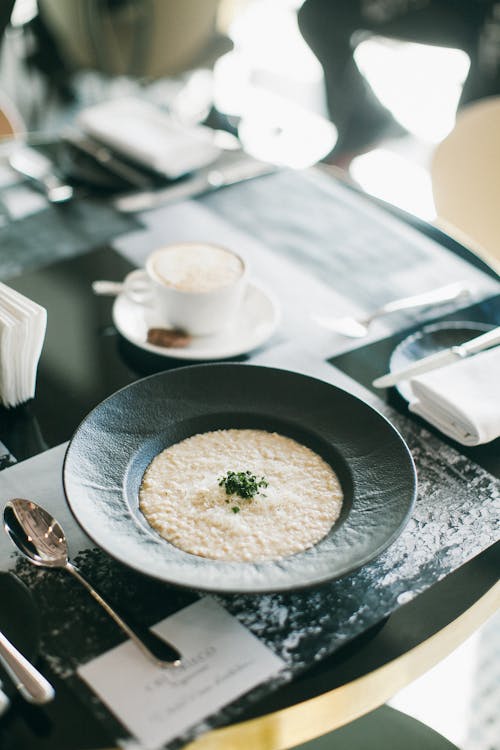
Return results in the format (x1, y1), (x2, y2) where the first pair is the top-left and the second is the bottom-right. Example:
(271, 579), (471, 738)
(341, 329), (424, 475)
(0, 626), (54, 705)
(113, 155), (276, 213)
(373, 325), (500, 388)
(62, 130), (153, 190)
(8, 146), (74, 204)
(312, 281), (472, 338)
(3, 499), (182, 669)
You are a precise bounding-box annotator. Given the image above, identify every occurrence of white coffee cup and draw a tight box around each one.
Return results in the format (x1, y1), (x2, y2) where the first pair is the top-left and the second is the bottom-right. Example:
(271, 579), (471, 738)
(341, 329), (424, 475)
(124, 242), (246, 336)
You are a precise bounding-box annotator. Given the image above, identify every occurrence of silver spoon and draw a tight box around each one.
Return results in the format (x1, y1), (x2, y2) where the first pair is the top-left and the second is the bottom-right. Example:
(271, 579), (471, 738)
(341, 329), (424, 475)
(312, 281), (473, 338)
(3, 499), (181, 669)
(8, 146), (74, 203)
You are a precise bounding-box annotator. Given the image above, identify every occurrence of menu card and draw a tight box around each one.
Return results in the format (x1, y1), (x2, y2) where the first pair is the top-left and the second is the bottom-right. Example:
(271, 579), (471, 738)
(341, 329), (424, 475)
(79, 598), (284, 750)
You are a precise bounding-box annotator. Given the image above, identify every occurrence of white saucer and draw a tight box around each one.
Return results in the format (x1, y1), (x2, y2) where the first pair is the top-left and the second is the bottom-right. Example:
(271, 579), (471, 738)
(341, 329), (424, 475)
(112, 282), (280, 360)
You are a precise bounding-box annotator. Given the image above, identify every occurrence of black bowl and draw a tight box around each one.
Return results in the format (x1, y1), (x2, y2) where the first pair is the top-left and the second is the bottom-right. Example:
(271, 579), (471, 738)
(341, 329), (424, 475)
(63, 364), (416, 593)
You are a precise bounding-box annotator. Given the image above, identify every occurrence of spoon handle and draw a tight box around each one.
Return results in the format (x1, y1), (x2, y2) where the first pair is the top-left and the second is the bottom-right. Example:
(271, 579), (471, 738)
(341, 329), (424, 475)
(65, 563), (181, 668)
(91, 280), (124, 296)
(0, 629), (55, 704)
(367, 281), (471, 323)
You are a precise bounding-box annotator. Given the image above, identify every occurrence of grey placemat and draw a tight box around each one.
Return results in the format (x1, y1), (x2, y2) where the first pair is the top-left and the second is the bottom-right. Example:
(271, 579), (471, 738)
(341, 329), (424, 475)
(0, 195), (138, 281)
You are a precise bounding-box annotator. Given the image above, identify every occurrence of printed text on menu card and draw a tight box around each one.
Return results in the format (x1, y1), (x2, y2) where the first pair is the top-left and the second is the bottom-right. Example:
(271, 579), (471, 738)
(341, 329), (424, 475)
(79, 597), (285, 750)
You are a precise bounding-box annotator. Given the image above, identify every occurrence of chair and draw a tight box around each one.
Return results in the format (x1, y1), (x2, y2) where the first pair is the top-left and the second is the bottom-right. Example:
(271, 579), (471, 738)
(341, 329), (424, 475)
(0, 92), (25, 140)
(431, 97), (500, 274)
(294, 705), (460, 750)
(0, 0), (24, 140)
(38, 0), (232, 78)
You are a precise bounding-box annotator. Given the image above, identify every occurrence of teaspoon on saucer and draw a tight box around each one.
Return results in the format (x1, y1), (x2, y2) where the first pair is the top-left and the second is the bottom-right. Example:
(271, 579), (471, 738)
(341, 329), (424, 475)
(91, 280), (124, 296)
(3, 499), (181, 669)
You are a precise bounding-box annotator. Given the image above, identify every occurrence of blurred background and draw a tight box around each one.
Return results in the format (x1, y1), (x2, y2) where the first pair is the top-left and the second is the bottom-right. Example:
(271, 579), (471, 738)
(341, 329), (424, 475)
(1, 0), (498, 224)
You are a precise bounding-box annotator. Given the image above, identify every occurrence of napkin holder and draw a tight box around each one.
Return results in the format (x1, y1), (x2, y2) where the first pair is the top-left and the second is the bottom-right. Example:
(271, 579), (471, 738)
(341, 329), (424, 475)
(0, 282), (47, 408)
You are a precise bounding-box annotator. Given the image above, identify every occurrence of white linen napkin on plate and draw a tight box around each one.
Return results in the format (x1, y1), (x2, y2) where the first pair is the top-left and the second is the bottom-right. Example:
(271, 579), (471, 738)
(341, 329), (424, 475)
(409, 345), (500, 446)
(78, 98), (221, 179)
(0, 282), (46, 408)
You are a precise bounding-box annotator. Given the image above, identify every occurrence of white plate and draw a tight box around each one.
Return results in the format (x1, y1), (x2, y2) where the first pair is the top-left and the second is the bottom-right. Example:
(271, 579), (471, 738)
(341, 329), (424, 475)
(112, 282), (280, 360)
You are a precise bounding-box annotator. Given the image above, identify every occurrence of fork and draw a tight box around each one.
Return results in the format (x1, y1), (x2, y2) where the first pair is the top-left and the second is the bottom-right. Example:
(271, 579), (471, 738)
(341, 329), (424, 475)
(312, 282), (472, 338)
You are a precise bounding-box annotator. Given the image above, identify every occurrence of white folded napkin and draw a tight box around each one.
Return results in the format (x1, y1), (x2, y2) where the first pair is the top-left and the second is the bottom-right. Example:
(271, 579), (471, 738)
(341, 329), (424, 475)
(409, 345), (500, 446)
(78, 98), (221, 179)
(0, 282), (47, 408)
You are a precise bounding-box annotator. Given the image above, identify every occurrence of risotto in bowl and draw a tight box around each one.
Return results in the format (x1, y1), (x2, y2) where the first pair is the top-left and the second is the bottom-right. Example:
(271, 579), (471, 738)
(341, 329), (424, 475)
(63, 364), (416, 593)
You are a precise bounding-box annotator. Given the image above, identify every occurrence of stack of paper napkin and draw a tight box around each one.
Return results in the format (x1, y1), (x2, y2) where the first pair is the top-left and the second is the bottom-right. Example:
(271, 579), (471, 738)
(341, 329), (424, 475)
(0, 282), (47, 408)
(409, 345), (500, 446)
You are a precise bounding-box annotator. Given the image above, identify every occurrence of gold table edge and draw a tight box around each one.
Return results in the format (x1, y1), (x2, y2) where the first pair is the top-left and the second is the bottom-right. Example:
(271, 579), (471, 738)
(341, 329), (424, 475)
(184, 580), (500, 750)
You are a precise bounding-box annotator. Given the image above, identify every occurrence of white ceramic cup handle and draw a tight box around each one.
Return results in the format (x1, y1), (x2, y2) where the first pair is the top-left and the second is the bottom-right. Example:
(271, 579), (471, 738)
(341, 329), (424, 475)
(123, 269), (155, 306)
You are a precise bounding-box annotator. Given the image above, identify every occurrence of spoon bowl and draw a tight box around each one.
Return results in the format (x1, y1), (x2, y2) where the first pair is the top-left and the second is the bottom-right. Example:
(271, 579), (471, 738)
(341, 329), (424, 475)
(4, 499), (68, 568)
(9, 146), (74, 204)
(312, 314), (370, 338)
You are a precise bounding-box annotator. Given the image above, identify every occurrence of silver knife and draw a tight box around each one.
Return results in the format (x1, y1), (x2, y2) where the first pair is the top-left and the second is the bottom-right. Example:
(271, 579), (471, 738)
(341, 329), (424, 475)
(373, 325), (500, 388)
(113, 155), (276, 213)
(0, 683), (9, 716)
(0, 627), (55, 704)
(62, 130), (153, 189)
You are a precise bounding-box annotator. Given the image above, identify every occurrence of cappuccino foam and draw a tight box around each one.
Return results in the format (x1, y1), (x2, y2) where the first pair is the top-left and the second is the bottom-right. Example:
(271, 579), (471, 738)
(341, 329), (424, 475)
(151, 244), (243, 293)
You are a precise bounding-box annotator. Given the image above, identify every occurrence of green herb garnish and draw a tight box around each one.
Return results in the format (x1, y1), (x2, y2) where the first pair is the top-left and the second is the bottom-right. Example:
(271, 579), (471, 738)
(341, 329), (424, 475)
(232, 506), (240, 513)
(218, 470), (268, 500)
